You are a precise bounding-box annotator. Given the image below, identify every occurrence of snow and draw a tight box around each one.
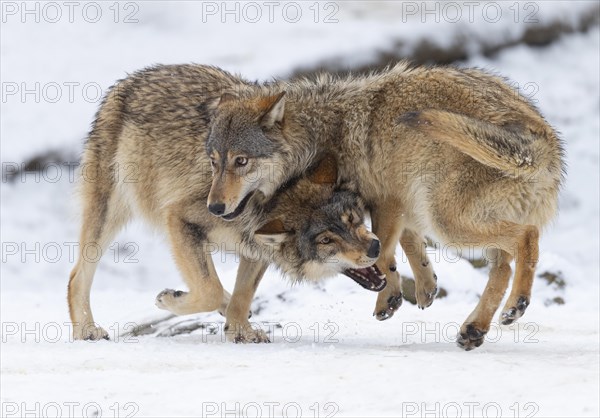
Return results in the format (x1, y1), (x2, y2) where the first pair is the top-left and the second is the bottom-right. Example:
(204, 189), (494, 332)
(1, 2), (599, 417)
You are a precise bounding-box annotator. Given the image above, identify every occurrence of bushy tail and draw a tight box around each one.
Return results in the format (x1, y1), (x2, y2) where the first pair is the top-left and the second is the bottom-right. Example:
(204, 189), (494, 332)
(399, 109), (563, 178)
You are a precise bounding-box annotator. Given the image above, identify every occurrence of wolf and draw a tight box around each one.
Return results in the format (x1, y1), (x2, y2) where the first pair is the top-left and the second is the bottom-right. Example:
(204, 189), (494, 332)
(67, 65), (384, 343)
(205, 62), (565, 350)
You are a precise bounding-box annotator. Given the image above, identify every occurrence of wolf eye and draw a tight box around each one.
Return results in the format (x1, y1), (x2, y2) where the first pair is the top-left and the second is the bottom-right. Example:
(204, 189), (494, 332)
(319, 237), (332, 245)
(235, 157), (248, 167)
(347, 213), (354, 223)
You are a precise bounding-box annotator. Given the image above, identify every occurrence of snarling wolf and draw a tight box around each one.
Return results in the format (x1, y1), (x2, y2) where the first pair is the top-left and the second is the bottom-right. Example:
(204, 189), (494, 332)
(205, 62), (565, 350)
(67, 65), (383, 343)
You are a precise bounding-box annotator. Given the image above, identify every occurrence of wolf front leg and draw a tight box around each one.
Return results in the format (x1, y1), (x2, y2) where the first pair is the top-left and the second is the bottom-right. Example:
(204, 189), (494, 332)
(370, 199), (405, 320)
(400, 229), (438, 309)
(155, 210), (226, 315)
(224, 256), (270, 343)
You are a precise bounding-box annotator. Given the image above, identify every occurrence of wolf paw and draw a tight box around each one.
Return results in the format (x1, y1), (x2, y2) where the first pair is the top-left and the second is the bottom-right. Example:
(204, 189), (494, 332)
(416, 287), (437, 310)
(73, 324), (109, 341)
(155, 288), (186, 311)
(225, 322), (270, 344)
(500, 296), (530, 325)
(456, 324), (487, 351)
(416, 274), (438, 310)
(374, 293), (403, 321)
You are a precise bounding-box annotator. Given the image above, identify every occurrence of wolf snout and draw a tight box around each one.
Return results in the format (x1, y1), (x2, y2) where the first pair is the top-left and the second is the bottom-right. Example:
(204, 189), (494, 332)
(208, 203), (226, 216)
(367, 239), (381, 259)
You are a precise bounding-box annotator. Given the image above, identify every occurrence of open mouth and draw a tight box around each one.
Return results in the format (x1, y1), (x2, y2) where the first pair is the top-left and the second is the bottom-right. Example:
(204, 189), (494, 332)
(343, 264), (387, 292)
(222, 191), (255, 221)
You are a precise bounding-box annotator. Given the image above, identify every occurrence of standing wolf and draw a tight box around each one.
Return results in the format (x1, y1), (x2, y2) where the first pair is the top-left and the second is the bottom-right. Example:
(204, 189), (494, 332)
(68, 65), (385, 343)
(206, 62), (565, 350)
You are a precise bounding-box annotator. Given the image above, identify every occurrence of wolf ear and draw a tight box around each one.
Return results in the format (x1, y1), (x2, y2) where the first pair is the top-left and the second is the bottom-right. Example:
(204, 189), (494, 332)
(254, 218), (290, 246)
(207, 92), (238, 112)
(218, 92), (238, 106)
(259, 91), (286, 128)
(307, 153), (338, 185)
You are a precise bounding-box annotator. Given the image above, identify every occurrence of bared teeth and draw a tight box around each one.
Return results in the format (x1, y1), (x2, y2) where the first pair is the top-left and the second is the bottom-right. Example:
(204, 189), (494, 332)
(344, 267), (386, 291)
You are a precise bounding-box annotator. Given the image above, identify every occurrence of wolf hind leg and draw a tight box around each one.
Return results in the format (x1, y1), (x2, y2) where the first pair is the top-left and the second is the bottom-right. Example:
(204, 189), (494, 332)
(457, 249), (513, 350)
(448, 220), (538, 350)
(68, 189), (131, 341)
(499, 225), (539, 325)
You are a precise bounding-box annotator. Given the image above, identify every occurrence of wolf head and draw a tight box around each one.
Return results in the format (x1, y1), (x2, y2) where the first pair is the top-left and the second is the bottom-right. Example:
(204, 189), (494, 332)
(250, 155), (386, 291)
(206, 91), (290, 220)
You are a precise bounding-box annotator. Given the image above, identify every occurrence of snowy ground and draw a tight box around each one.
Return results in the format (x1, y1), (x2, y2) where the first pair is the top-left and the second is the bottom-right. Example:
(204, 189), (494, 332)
(1, 2), (599, 417)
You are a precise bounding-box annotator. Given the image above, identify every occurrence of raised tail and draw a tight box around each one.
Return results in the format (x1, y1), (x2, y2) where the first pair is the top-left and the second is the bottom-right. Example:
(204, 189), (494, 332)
(398, 109), (563, 178)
